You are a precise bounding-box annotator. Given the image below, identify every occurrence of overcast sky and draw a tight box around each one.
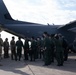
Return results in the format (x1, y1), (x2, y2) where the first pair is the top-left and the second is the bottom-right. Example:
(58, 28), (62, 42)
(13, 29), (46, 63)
(3, 0), (76, 25)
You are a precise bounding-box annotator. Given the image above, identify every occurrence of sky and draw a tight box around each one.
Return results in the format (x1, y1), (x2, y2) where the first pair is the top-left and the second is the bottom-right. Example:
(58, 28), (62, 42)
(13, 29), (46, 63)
(1, 0), (76, 42)
(1, 31), (16, 42)
(1, 31), (24, 43)
(3, 0), (76, 25)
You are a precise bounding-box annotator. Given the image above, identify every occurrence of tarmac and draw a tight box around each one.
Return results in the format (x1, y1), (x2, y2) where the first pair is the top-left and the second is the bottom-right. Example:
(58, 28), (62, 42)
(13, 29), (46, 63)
(0, 52), (76, 75)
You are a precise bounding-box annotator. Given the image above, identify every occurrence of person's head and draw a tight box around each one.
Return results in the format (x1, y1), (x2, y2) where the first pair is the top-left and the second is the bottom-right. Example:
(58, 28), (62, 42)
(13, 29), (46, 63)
(5, 38), (8, 41)
(55, 34), (59, 39)
(37, 37), (40, 41)
(12, 36), (15, 40)
(31, 37), (35, 41)
(43, 32), (48, 37)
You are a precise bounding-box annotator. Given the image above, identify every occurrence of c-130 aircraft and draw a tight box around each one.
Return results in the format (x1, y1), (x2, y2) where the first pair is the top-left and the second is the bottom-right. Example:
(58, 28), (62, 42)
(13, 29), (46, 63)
(0, 0), (76, 45)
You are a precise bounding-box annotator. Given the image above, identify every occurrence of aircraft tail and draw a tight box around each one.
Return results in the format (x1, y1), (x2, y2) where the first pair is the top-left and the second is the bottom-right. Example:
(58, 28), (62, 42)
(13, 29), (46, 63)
(0, 0), (36, 25)
(0, 0), (34, 37)
(0, 0), (14, 24)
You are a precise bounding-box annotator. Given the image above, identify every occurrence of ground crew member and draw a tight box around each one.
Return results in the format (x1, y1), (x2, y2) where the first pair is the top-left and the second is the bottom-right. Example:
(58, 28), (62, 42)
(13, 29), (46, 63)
(3, 38), (9, 58)
(50, 34), (55, 63)
(73, 38), (76, 51)
(37, 37), (41, 59)
(0, 34), (3, 60)
(62, 37), (68, 61)
(24, 37), (29, 60)
(40, 36), (44, 59)
(16, 37), (23, 61)
(54, 34), (64, 66)
(30, 37), (36, 61)
(10, 36), (17, 61)
(43, 32), (51, 66)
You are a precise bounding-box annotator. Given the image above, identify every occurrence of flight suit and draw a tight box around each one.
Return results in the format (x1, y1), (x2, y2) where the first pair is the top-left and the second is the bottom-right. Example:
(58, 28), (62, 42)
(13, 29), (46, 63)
(55, 39), (64, 66)
(50, 38), (55, 62)
(44, 37), (51, 65)
(10, 40), (17, 61)
(30, 40), (36, 61)
(37, 39), (41, 59)
(3, 40), (9, 58)
(40, 38), (45, 59)
(16, 40), (23, 61)
(0, 38), (3, 59)
(24, 39), (29, 60)
(62, 38), (68, 61)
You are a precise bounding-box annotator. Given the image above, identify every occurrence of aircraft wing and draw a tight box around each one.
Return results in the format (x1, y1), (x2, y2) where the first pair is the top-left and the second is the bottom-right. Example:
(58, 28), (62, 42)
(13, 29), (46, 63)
(0, 20), (43, 38)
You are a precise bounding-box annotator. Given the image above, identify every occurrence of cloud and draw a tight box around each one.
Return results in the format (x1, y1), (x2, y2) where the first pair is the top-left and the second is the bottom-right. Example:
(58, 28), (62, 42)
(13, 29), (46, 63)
(55, 0), (76, 10)
(3, 0), (76, 25)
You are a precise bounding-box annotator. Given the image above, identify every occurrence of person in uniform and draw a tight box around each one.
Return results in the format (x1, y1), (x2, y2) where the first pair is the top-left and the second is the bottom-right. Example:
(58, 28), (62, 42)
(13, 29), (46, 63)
(40, 36), (44, 59)
(37, 37), (41, 59)
(30, 37), (36, 61)
(73, 38), (76, 51)
(3, 38), (9, 58)
(62, 36), (68, 61)
(24, 37), (29, 60)
(43, 32), (51, 66)
(50, 34), (55, 63)
(54, 34), (64, 66)
(16, 37), (23, 61)
(0, 34), (3, 60)
(73, 38), (76, 61)
(10, 36), (17, 61)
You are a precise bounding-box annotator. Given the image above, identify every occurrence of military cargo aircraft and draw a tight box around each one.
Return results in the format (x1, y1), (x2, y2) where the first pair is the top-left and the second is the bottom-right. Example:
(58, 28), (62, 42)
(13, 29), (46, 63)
(0, 0), (76, 48)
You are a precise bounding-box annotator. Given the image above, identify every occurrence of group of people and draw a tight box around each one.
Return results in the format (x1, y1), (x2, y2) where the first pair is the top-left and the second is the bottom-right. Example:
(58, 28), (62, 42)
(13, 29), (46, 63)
(0, 36), (23, 61)
(0, 32), (69, 66)
(43, 32), (68, 66)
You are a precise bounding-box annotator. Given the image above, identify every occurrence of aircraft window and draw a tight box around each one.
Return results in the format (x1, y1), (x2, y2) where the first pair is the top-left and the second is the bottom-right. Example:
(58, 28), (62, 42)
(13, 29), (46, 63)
(4, 13), (13, 20)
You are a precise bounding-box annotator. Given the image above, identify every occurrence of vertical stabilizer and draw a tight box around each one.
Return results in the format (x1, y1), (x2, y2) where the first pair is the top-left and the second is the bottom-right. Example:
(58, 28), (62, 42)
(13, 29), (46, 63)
(0, 0), (13, 24)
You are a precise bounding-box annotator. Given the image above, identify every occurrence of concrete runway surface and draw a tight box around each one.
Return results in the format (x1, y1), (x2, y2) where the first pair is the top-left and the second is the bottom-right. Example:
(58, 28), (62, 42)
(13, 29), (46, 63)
(0, 52), (76, 75)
